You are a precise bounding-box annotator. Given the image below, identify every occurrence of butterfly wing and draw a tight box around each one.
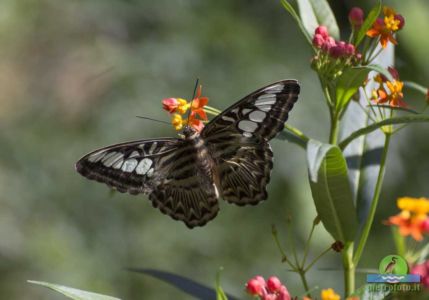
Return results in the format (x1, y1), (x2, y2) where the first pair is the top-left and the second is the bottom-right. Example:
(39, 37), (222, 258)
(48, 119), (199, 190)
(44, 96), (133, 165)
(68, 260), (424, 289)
(202, 80), (300, 205)
(76, 138), (219, 228)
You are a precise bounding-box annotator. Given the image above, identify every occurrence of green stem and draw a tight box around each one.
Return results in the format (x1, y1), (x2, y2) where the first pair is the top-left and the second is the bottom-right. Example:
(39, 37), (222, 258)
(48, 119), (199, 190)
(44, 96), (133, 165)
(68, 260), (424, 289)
(298, 269), (311, 297)
(284, 124), (310, 143)
(353, 133), (391, 265)
(329, 111), (340, 145)
(271, 225), (296, 269)
(304, 245), (332, 272)
(342, 242), (355, 297)
(301, 219), (317, 268)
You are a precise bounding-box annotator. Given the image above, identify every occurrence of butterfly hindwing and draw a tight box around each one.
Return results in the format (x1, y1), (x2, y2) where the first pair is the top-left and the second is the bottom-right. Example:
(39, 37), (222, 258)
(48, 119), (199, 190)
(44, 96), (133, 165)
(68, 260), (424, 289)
(76, 138), (219, 228)
(202, 80), (300, 205)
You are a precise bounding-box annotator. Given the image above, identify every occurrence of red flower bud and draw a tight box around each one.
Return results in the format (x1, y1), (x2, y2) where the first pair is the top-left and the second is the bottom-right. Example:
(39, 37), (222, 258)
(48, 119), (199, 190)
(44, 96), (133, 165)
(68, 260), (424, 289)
(421, 218), (429, 233)
(329, 45), (344, 58)
(322, 36), (336, 52)
(312, 34), (325, 48)
(162, 98), (179, 113)
(349, 7), (364, 27)
(246, 278), (265, 296)
(266, 276), (282, 293)
(277, 285), (291, 300)
(345, 43), (355, 56)
(315, 25), (329, 39)
(388, 66), (400, 80)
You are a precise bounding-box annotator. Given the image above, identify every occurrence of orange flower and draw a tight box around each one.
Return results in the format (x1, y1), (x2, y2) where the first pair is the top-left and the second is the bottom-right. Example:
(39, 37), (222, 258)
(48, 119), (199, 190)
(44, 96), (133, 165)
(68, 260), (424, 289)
(190, 85), (209, 121)
(386, 197), (429, 241)
(162, 84), (209, 132)
(371, 69), (406, 108)
(366, 6), (404, 48)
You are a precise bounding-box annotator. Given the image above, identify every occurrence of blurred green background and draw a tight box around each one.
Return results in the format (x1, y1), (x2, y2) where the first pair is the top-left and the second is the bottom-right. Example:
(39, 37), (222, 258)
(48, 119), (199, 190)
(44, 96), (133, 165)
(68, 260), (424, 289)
(0, 0), (428, 299)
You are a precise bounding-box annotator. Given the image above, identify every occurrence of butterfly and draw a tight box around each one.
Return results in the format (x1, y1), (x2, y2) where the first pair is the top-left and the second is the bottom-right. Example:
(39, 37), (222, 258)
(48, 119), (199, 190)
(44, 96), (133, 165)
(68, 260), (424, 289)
(76, 80), (300, 228)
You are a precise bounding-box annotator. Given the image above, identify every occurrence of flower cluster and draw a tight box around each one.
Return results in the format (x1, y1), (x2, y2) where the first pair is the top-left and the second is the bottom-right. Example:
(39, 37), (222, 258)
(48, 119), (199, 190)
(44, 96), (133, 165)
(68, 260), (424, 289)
(162, 85), (208, 132)
(386, 197), (429, 241)
(366, 6), (405, 48)
(311, 26), (360, 79)
(245, 276), (290, 300)
(411, 261), (429, 288)
(371, 67), (406, 108)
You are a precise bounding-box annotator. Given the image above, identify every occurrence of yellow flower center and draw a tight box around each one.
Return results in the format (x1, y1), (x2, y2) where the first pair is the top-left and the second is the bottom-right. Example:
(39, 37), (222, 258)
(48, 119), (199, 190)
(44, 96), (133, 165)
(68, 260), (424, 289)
(384, 15), (400, 31)
(398, 197), (429, 215)
(321, 288), (340, 300)
(176, 98), (190, 114)
(171, 113), (186, 130)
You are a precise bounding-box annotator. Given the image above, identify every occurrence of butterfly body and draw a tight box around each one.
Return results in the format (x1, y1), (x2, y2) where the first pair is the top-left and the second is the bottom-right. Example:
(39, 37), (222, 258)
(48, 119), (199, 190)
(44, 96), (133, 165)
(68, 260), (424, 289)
(76, 80), (300, 228)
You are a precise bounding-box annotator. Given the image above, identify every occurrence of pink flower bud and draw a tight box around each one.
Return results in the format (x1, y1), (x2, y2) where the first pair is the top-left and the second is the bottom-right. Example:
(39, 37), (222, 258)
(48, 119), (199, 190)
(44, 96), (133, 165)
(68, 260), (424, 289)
(262, 295), (276, 300)
(266, 276), (282, 293)
(315, 25), (329, 39)
(395, 14), (405, 30)
(277, 285), (291, 300)
(355, 52), (362, 61)
(388, 66), (400, 80)
(246, 278), (265, 296)
(329, 45), (344, 58)
(312, 34), (325, 48)
(322, 36), (336, 51)
(162, 98), (179, 113)
(345, 43), (355, 56)
(349, 7), (364, 27)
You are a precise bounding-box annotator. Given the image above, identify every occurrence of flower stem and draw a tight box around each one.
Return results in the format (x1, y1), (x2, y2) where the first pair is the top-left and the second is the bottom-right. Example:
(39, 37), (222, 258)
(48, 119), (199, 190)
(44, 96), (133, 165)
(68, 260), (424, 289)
(353, 133), (391, 265)
(342, 242), (355, 297)
(298, 269), (311, 297)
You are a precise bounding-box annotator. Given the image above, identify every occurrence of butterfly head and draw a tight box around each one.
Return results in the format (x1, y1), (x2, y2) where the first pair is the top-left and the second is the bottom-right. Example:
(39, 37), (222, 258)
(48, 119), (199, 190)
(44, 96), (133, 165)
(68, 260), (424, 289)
(182, 125), (199, 139)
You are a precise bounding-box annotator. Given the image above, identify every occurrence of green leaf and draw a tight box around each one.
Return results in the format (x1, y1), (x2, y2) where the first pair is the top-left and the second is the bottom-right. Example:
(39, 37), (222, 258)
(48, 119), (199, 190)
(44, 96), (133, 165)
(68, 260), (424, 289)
(335, 67), (370, 113)
(404, 81), (428, 95)
(306, 140), (358, 242)
(309, 0), (339, 40)
(355, 1), (382, 47)
(339, 101), (385, 226)
(215, 268), (228, 300)
(280, 0), (313, 45)
(339, 115), (429, 150)
(28, 281), (120, 300)
(335, 64), (393, 114)
(128, 268), (239, 300)
(351, 284), (390, 300)
(296, 0), (318, 38)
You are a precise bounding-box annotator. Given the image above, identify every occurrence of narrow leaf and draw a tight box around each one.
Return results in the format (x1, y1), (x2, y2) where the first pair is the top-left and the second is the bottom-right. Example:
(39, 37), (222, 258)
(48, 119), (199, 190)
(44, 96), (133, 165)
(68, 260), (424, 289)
(28, 281), (120, 300)
(215, 268), (228, 300)
(355, 1), (382, 46)
(306, 140), (358, 242)
(128, 268), (238, 300)
(403, 81), (428, 95)
(280, 0), (313, 45)
(339, 45), (393, 226)
(296, 0), (319, 38)
(309, 0), (339, 39)
(339, 115), (429, 150)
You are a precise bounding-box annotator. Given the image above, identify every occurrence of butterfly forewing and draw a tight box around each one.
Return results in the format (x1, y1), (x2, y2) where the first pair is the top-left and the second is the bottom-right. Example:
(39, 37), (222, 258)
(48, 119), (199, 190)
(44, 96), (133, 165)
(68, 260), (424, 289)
(202, 80), (300, 205)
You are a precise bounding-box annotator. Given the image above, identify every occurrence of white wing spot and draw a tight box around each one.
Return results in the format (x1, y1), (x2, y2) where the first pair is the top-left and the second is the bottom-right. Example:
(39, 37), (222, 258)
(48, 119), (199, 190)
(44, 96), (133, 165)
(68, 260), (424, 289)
(112, 159), (124, 169)
(88, 150), (106, 162)
(104, 152), (123, 167)
(136, 158), (153, 175)
(255, 98), (276, 106)
(242, 108), (252, 115)
(149, 142), (157, 154)
(221, 115), (235, 123)
(129, 151), (139, 158)
(146, 168), (154, 177)
(264, 84), (283, 93)
(243, 132), (252, 138)
(249, 110), (266, 122)
(101, 152), (117, 163)
(121, 159), (138, 172)
(257, 105), (272, 112)
(238, 120), (258, 132)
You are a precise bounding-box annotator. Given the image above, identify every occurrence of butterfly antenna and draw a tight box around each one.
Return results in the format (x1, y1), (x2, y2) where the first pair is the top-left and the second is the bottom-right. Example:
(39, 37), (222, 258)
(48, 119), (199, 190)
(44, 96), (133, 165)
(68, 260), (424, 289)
(186, 78), (199, 126)
(136, 116), (171, 126)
